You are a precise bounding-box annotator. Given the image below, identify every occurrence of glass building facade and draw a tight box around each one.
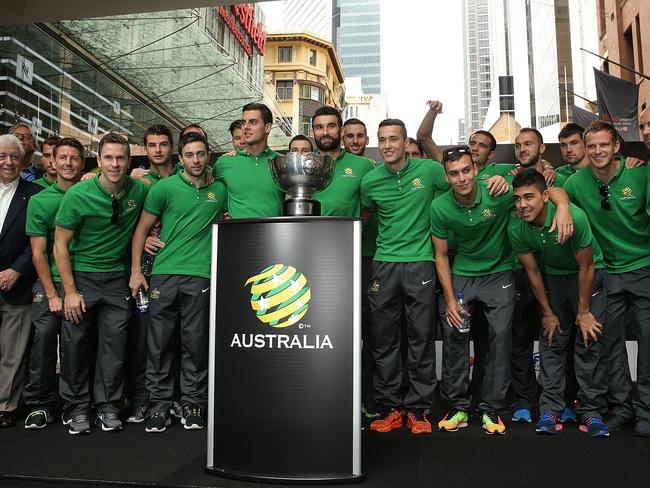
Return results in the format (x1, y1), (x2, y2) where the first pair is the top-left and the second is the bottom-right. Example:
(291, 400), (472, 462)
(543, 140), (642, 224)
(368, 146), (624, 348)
(332, 0), (380, 94)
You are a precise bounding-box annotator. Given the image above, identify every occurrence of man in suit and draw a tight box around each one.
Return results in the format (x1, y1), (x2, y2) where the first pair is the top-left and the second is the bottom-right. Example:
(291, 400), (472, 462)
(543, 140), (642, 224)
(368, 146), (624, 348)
(0, 133), (42, 427)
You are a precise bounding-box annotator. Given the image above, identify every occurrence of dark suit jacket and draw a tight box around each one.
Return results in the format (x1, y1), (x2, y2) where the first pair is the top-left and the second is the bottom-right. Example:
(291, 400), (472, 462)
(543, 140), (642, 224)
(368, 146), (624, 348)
(0, 178), (42, 305)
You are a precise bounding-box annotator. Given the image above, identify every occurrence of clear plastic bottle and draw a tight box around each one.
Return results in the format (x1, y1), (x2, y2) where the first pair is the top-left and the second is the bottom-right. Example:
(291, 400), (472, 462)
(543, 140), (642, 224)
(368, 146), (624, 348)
(457, 292), (471, 333)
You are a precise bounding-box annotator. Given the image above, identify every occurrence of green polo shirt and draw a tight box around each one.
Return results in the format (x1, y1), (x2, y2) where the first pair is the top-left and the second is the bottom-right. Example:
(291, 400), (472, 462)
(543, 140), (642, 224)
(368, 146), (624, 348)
(430, 182), (514, 276)
(314, 149), (375, 217)
(360, 158), (449, 262)
(213, 147), (283, 219)
(556, 164), (578, 182)
(26, 183), (67, 283)
(477, 163), (515, 180)
(144, 173), (227, 278)
(361, 160), (382, 257)
(508, 202), (604, 276)
(144, 165), (178, 186)
(55, 176), (149, 273)
(33, 175), (54, 189)
(563, 156), (650, 273)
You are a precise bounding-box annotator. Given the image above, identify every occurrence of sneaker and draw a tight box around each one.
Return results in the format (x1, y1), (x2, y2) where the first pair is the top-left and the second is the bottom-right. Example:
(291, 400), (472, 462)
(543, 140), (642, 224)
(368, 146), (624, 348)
(62, 412), (72, 426)
(438, 409), (469, 432)
(369, 409), (403, 433)
(181, 405), (204, 430)
(606, 414), (631, 432)
(512, 408), (532, 423)
(145, 412), (171, 433)
(406, 410), (432, 434)
(535, 413), (561, 435)
(634, 418), (650, 437)
(582, 417), (609, 437)
(68, 413), (91, 435)
(362, 402), (380, 419)
(560, 406), (577, 423)
(95, 411), (124, 432)
(126, 405), (148, 424)
(482, 411), (506, 435)
(24, 409), (53, 430)
(169, 401), (182, 420)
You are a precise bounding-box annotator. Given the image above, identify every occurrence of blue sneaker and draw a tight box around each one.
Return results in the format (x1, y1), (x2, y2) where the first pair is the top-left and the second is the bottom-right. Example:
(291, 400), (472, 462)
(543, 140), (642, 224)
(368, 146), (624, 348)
(583, 417), (609, 437)
(512, 408), (532, 423)
(560, 406), (577, 423)
(535, 413), (560, 434)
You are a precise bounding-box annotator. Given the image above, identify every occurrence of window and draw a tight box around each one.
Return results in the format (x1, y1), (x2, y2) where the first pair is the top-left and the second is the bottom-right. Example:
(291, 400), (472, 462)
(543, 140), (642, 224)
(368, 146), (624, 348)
(278, 46), (292, 63)
(276, 80), (293, 100)
(309, 49), (317, 66)
(299, 84), (324, 103)
(300, 116), (312, 136)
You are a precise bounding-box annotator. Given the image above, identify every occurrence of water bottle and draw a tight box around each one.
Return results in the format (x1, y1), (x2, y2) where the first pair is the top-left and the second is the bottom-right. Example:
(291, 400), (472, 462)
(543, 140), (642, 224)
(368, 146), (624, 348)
(457, 292), (471, 333)
(135, 252), (155, 314)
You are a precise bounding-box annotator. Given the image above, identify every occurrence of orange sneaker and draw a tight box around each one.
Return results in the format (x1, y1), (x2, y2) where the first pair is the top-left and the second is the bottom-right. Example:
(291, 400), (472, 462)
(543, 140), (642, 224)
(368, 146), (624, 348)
(406, 410), (432, 434)
(370, 409), (403, 433)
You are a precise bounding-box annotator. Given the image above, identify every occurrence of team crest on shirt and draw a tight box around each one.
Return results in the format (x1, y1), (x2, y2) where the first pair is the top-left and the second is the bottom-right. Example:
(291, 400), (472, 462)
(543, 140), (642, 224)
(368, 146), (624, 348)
(33, 292), (44, 303)
(207, 192), (217, 202)
(125, 199), (137, 213)
(481, 208), (494, 219)
(149, 288), (160, 300)
(621, 186), (635, 200)
(342, 167), (355, 177)
(369, 279), (380, 293)
(411, 178), (424, 191)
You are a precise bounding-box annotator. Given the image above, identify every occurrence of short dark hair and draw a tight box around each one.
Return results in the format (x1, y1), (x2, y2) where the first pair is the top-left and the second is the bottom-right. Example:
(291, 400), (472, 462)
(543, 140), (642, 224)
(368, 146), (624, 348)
(558, 123), (584, 141)
(41, 136), (62, 151)
(178, 131), (209, 154)
(180, 123), (208, 141)
(144, 124), (173, 146)
(98, 133), (130, 157)
(228, 119), (243, 134)
(518, 127), (544, 144)
(243, 103), (273, 125)
(313, 106), (343, 129)
(289, 134), (313, 151)
(470, 130), (497, 151)
(442, 145), (473, 169)
(583, 120), (618, 144)
(378, 118), (407, 139)
(343, 118), (366, 130)
(512, 167), (547, 193)
(405, 137), (424, 156)
(54, 137), (84, 158)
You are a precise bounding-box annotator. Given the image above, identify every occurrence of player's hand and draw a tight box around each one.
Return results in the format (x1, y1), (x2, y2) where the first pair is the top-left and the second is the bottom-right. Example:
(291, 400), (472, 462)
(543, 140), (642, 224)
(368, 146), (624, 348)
(0, 268), (20, 291)
(426, 100), (443, 114)
(81, 172), (97, 181)
(548, 204), (573, 244)
(445, 298), (464, 330)
(576, 312), (602, 346)
(541, 162), (556, 186)
(486, 175), (509, 197)
(130, 167), (150, 179)
(144, 236), (165, 256)
(624, 156), (645, 168)
(541, 312), (561, 345)
(129, 271), (149, 298)
(48, 295), (63, 315)
(64, 292), (86, 324)
(508, 165), (522, 176)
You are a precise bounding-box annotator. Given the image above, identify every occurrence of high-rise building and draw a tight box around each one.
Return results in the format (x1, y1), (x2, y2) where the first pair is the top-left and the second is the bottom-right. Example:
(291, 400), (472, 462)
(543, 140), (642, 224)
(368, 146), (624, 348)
(462, 0), (493, 135)
(282, 0), (332, 41)
(332, 0), (381, 94)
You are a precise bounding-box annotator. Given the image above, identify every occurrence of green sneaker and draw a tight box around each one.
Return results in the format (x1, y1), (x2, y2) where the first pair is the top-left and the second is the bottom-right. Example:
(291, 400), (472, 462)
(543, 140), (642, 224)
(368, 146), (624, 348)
(438, 409), (469, 432)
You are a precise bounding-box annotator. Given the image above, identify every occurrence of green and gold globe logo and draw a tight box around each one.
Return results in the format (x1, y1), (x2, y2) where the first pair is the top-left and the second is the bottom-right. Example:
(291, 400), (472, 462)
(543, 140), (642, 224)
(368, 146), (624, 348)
(244, 264), (311, 328)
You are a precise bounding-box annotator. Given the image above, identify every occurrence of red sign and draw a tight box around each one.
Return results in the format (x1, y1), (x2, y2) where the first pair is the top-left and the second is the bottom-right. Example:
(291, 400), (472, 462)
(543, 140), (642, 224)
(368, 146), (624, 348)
(216, 4), (267, 59)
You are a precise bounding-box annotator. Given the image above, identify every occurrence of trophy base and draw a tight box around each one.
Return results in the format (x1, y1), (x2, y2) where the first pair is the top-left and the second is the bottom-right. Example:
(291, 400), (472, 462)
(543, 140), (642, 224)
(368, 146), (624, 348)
(284, 198), (321, 216)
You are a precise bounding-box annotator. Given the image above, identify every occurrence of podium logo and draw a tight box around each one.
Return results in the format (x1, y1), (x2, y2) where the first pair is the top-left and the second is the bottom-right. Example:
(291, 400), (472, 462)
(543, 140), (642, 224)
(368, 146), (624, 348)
(245, 264), (311, 328)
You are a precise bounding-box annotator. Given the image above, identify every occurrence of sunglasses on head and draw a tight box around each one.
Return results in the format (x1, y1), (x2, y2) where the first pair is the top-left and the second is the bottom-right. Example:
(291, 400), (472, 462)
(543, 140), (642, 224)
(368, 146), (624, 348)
(111, 198), (120, 224)
(599, 184), (610, 211)
(442, 145), (471, 162)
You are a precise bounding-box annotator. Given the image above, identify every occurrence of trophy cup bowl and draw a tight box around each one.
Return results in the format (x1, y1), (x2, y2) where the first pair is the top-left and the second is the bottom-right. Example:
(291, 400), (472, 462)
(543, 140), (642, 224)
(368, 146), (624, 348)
(269, 152), (335, 216)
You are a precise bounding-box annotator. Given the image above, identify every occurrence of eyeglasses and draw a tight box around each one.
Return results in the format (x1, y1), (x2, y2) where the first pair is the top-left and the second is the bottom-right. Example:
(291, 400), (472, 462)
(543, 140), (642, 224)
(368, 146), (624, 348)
(442, 145), (471, 163)
(599, 184), (610, 211)
(111, 198), (120, 224)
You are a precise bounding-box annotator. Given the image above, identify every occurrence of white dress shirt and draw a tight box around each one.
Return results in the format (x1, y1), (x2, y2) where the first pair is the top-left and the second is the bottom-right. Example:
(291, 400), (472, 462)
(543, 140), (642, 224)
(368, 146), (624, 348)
(0, 177), (19, 234)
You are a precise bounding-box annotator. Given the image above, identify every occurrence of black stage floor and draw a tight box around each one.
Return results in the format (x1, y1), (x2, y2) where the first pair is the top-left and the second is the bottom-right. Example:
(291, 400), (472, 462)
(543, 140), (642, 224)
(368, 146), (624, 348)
(1, 409), (649, 488)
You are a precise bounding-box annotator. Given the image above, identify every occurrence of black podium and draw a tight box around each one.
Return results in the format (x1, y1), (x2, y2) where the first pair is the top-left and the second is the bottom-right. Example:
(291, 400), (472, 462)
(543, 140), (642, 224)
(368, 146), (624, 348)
(206, 217), (363, 483)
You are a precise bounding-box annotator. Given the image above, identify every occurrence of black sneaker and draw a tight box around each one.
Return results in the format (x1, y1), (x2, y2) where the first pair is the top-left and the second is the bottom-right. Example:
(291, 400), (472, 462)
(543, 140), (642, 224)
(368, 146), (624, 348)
(181, 405), (204, 430)
(126, 405), (148, 424)
(62, 412), (72, 426)
(145, 412), (171, 433)
(68, 413), (91, 435)
(169, 401), (182, 420)
(24, 409), (53, 430)
(95, 411), (124, 432)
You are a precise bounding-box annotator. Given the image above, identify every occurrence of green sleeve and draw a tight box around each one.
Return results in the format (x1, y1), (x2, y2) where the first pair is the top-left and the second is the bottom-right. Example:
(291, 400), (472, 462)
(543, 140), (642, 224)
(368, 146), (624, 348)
(360, 175), (375, 210)
(216, 181), (228, 216)
(143, 182), (166, 217)
(213, 156), (226, 181)
(55, 189), (82, 230)
(429, 200), (448, 239)
(429, 160), (450, 192)
(507, 213), (531, 255)
(562, 175), (577, 204)
(569, 205), (593, 251)
(25, 198), (47, 237)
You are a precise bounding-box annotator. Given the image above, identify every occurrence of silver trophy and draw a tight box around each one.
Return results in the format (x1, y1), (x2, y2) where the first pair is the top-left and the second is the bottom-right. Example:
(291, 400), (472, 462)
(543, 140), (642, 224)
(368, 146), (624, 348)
(269, 152), (335, 216)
